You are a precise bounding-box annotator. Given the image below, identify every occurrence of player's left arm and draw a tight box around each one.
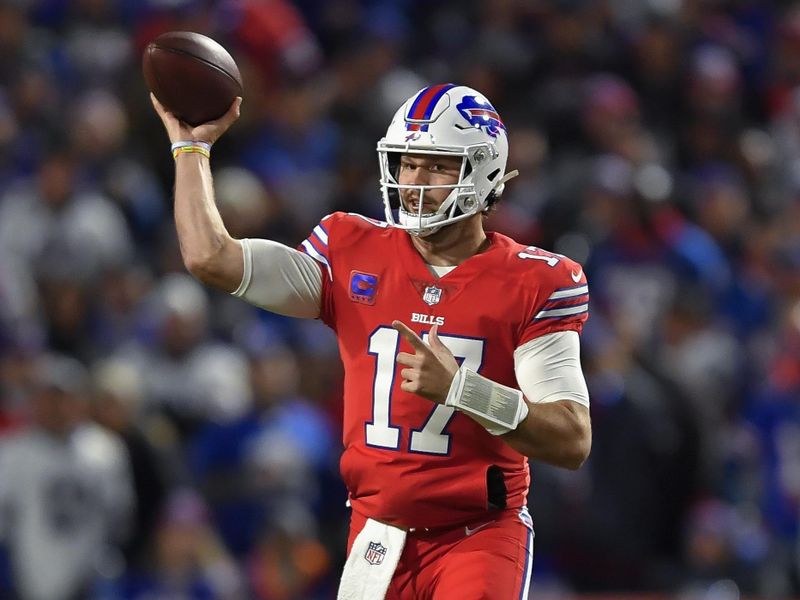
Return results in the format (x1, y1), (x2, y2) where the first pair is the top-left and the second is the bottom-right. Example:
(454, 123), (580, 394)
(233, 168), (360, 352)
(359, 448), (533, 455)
(501, 331), (591, 469)
(393, 253), (592, 469)
(499, 252), (591, 468)
(393, 321), (590, 469)
(502, 400), (590, 469)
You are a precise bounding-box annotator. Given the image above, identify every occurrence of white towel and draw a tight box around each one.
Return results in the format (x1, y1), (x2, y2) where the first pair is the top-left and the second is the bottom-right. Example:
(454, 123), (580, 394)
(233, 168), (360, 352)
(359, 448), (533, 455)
(337, 518), (407, 600)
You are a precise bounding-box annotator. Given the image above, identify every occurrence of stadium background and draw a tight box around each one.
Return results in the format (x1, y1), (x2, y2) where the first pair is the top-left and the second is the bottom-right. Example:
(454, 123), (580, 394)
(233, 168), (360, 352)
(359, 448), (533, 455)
(0, 0), (799, 598)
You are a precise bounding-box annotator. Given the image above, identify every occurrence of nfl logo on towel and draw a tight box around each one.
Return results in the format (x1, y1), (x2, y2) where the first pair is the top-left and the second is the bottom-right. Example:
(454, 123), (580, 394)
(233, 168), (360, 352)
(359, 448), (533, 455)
(364, 541), (387, 566)
(422, 285), (442, 306)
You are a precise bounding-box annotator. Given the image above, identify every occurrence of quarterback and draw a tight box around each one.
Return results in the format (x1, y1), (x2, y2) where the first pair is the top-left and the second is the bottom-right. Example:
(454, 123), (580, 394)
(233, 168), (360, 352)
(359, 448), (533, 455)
(151, 83), (591, 599)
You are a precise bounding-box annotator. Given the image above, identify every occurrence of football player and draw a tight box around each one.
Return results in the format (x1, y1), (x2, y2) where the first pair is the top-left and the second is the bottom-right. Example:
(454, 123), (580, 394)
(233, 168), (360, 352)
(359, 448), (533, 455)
(151, 83), (591, 600)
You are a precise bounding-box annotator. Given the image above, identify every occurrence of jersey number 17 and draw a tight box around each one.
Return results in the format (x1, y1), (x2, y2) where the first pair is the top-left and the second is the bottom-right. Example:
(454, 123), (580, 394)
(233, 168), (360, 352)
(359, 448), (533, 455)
(365, 326), (485, 456)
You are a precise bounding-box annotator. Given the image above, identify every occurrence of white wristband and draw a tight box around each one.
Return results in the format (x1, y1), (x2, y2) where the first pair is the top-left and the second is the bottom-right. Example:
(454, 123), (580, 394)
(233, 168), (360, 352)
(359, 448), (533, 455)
(444, 367), (529, 435)
(171, 140), (212, 152)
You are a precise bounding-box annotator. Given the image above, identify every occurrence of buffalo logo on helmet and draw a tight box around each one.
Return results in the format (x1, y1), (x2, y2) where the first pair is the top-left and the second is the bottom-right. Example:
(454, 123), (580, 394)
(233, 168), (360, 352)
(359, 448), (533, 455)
(456, 95), (506, 138)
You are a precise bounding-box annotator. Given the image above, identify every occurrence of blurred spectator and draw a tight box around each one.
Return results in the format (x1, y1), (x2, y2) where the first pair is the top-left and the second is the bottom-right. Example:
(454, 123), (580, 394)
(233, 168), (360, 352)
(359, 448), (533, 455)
(67, 89), (168, 242)
(625, 16), (685, 135)
(582, 74), (656, 164)
(118, 273), (252, 435)
(682, 499), (772, 596)
(226, 0), (322, 82)
(686, 165), (752, 259)
(117, 488), (243, 599)
(91, 263), (154, 356)
(0, 353), (133, 600)
(189, 339), (337, 558)
(213, 165), (290, 245)
(531, 325), (702, 592)
(656, 285), (743, 481)
(247, 505), (332, 600)
(0, 147), (134, 282)
(92, 357), (168, 569)
(239, 79), (341, 236)
(0, 254), (41, 353)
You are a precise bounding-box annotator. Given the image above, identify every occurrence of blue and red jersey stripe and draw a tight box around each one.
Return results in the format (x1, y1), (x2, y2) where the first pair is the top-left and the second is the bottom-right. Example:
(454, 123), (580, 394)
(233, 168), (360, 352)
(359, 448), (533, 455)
(299, 221), (332, 279)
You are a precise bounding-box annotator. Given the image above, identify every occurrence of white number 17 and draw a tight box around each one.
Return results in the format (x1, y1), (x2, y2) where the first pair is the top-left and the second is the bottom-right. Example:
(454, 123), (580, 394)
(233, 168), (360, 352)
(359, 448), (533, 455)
(517, 246), (562, 266)
(366, 326), (485, 455)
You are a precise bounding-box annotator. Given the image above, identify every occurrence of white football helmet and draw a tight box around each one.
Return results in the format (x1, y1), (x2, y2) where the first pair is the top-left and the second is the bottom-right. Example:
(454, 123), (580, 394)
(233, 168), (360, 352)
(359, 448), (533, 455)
(377, 84), (517, 237)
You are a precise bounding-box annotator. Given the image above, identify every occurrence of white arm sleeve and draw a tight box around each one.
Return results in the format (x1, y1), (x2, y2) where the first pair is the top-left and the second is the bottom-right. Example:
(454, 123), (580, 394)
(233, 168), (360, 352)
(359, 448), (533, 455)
(514, 330), (590, 408)
(231, 238), (323, 318)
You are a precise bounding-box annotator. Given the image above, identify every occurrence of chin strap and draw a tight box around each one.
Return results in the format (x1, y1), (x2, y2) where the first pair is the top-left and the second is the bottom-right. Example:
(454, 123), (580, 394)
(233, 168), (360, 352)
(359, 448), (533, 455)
(498, 169), (520, 187)
(484, 169), (520, 211)
(492, 169), (519, 198)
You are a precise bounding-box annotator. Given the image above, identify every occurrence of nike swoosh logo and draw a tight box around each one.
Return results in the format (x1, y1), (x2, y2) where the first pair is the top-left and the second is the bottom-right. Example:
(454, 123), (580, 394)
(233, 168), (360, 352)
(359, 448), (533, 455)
(464, 520), (495, 536)
(571, 269), (583, 283)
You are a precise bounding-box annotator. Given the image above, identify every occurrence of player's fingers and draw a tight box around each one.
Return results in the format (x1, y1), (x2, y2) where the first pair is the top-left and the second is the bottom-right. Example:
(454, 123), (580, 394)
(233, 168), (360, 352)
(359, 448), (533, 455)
(150, 92), (178, 122)
(210, 97), (241, 127)
(150, 93), (191, 144)
(150, 92), (164, 113)
(400, 380), (419, 394)
(395, 352), (419, 367)
(225, 97), (242, 121)
(428, 325), (456, 365)
(192, 97), (241, 144)
(150, 93), (172, 121)
(400, 368), (416, 381)
(392, 320), (429, 353)
(428, 324), (446, 349)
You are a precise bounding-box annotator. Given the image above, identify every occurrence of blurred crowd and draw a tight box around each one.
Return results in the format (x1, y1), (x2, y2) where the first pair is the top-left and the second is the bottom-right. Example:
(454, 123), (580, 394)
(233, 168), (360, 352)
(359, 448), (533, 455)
(0, 0), (799, 598)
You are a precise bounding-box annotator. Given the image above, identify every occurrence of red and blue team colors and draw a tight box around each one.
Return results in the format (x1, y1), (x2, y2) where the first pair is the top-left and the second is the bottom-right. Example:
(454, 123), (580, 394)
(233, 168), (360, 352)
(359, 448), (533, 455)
(300, 212), (589, 531)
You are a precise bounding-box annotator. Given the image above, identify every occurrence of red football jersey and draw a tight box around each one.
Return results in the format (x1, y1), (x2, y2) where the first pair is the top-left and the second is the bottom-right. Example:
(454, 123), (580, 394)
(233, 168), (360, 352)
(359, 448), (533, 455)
(299, 212), (589, 529)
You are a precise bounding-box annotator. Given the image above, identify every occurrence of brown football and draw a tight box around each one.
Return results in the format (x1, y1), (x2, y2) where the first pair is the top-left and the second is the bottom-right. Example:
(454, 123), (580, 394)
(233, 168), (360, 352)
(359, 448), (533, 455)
(142, 31), (243, 126)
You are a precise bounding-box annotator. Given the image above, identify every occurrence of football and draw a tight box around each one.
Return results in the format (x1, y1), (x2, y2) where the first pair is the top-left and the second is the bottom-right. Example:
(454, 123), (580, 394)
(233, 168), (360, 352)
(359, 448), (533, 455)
(142, 31), (243, 126)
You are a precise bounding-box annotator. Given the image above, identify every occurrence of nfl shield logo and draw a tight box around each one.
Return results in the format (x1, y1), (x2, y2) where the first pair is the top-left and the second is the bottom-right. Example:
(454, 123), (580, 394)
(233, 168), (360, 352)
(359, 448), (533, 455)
(364, 541), (387, 566)
(422, 285), (442, 306)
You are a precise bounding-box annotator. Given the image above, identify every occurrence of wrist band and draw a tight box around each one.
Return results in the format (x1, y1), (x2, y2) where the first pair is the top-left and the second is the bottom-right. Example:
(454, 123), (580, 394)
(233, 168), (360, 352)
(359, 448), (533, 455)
(172, 141), (211, 151)
(445, 367), (529, 435)
(171, 140), (211, 160)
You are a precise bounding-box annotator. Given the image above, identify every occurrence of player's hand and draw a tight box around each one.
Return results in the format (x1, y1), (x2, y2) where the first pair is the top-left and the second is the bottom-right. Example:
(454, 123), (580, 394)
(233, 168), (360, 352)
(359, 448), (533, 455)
(392, 321), (459, 404)
(150, 93), (241, 146)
